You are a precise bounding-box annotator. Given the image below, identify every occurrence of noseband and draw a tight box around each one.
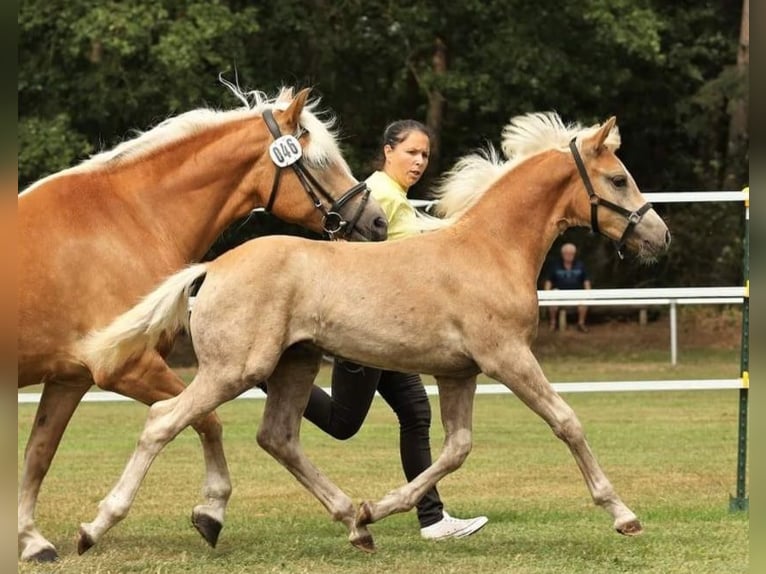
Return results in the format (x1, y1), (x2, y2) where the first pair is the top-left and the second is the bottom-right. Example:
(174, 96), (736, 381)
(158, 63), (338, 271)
(569, 138), (653, 258)
(262, 109), (370, 240)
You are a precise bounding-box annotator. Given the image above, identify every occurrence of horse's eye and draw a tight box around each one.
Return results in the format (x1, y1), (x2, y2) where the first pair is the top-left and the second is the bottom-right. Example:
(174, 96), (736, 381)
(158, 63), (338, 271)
(611, 175), (628, 188)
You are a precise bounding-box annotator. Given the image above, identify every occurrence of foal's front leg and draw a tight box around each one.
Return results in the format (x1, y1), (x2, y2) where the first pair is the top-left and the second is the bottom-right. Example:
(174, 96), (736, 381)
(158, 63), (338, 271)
(255, 349), (371, 551)
(484, 346), (642, 535)
(356, 376), (477, 529)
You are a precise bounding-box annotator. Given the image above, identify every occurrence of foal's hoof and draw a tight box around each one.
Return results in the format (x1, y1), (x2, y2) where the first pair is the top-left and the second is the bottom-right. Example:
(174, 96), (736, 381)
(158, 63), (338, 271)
(355, 501), (374, 528)
(350, 531), (376, 553)
(616, 518), (643, 536)
(350, 502), (376, 552)
(29, 547), (59, 563)
(76, 527), (95, 555)
(191, 511), (223, 548)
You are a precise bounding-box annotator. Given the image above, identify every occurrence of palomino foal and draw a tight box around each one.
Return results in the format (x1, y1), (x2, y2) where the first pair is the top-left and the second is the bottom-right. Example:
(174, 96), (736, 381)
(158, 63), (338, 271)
(79, 113), (670, 553)
(18, 85), (386, 562)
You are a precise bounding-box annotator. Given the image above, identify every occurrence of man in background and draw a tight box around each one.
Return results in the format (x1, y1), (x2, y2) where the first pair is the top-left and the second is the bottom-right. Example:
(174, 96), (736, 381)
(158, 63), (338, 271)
(544, 242), (592, 332)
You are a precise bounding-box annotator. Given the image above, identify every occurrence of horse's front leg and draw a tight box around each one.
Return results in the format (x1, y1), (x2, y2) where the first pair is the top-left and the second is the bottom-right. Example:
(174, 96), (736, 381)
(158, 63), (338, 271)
(484, 346), (642, 536)
(77, 361), (251, 554)
(356, 376), (477, 529)
(255, 347), (369, 551)
(98, 352), (231, 548)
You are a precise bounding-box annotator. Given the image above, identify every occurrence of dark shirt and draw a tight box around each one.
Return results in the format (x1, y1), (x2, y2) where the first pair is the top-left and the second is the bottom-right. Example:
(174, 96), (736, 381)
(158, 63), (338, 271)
(546, 259), (589, 290)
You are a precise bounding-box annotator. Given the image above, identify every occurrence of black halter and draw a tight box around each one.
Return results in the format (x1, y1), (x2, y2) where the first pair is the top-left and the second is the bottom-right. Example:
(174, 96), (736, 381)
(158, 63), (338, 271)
(262, 109), (370, 240)
(569, 137), (653, 258)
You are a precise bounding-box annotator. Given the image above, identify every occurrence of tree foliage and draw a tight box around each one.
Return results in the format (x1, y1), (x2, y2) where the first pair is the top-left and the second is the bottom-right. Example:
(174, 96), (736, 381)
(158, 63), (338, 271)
(18, 0), (748, 288)
(18, 0), (259, 185)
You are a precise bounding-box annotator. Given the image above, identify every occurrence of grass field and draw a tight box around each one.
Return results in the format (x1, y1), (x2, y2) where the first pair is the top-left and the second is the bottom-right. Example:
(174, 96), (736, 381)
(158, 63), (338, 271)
(18, 389), (748, 572)
(17, 312), (749, 572)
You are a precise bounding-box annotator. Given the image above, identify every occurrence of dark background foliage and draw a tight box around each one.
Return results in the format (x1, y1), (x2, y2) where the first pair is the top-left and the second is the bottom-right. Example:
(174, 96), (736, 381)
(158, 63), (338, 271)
(18, 0), (749, 288)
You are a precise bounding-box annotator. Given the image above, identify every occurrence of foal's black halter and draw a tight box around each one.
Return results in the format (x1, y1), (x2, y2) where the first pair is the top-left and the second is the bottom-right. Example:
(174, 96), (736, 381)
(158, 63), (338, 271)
(569, 138), (653, 258)
(262, 109), (371, 239)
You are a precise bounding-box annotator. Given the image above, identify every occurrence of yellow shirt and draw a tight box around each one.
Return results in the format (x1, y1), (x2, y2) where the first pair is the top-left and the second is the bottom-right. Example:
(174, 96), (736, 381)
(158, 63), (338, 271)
(365, 170), (418, 240)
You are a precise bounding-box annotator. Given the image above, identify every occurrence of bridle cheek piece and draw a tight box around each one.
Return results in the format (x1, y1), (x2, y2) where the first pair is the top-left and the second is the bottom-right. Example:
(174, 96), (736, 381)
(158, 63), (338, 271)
(262, 109), (370, 240)
(568, 138), (652, 258)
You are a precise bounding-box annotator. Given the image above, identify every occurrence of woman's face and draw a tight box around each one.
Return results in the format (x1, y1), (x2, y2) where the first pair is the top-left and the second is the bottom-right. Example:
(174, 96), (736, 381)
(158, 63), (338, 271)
(383, 130), (430, 189)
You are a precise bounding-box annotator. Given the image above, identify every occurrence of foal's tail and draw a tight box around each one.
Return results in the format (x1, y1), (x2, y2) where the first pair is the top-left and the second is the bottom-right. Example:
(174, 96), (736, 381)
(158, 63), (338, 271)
(81, 264), (209, 376)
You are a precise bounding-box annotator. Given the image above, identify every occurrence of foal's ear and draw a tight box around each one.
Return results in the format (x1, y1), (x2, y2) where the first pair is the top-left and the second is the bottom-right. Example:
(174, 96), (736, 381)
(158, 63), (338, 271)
(583, 116), (617, 155)
(282, 88), (312, 129)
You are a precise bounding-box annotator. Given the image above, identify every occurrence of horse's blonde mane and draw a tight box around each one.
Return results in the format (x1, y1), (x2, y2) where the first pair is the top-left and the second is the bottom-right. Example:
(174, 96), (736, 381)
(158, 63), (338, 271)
(415, 112), (620, 231)
(64, 82), (346, 175)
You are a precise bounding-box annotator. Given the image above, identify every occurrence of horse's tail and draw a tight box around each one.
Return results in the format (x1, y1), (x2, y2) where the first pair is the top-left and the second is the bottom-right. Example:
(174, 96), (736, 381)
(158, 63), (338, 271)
(81, 264), (208, 376)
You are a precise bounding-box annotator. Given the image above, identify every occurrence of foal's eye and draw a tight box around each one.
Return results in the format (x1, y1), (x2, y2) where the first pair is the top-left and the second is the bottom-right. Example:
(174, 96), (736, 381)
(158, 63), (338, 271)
(611, 175), (628, 188)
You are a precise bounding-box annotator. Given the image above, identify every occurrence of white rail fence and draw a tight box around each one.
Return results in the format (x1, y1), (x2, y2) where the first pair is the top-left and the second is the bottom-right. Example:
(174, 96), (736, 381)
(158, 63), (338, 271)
(16, 378), (746, 405)
(538, 286), (745, 365)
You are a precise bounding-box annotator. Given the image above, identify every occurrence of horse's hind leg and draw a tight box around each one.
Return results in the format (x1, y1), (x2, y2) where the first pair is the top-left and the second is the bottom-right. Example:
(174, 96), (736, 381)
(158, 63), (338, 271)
(96, 352), (231, 548)
(18, 379), (90, 562)
(356, 376), (477, 529)
(484, 346), (642, 536)
(77, 360), (252, 554)
(255, 346), (372, 551)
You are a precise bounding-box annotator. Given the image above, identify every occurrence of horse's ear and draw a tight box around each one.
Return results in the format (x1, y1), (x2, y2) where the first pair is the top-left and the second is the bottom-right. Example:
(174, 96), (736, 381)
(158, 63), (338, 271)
(276, 87), (294, 103)
(282, 88), (312, 128)
(584, 116), (617, 154)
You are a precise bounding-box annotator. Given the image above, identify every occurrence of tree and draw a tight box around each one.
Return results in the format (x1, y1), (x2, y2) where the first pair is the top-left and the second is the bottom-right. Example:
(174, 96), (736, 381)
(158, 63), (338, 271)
(724, 0), (748, 190)
(18, 0), (747, 289)
(18, 0), (260, 188)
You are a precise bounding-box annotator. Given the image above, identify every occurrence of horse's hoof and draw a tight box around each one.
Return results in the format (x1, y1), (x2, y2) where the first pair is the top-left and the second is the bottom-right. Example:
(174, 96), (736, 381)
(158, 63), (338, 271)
(29, 547), (59, 562)
(616, 518), (643, 536)
(77, 527), (95, 555)
(355, 501), (374, 528)
(191, 511), (222, 548)
(350, 532), (376, 553)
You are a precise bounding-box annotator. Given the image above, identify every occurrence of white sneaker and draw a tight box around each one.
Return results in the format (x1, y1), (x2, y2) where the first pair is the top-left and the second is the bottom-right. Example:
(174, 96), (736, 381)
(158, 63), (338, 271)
(420, 511), (489, 540)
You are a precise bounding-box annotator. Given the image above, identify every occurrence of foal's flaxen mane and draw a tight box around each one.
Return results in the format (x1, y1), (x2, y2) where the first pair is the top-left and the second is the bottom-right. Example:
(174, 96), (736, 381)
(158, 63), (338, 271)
(414, 112), (620, 231)
(69, 83), (345, 174)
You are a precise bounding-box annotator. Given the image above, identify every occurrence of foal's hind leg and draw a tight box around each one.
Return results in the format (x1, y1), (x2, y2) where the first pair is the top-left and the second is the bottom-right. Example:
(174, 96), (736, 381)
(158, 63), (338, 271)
(255, 346), (372, 551)
(483, 346), (642, 536)
(94, 351), (232, 548)
(357, 376), (477, 529)
(78, 360), (252, 554)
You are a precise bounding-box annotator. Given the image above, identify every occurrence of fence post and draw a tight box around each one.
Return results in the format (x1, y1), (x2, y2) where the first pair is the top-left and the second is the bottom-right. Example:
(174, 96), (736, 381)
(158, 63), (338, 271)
(669, 300), (677, 365)
(730, 186), (749, 512)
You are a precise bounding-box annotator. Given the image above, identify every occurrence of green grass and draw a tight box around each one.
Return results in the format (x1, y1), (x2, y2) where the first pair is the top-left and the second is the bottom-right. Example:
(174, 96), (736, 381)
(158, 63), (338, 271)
(18, 389), (748, 573)
(536, 347), (741, 382)
(18, 313), (748, 572)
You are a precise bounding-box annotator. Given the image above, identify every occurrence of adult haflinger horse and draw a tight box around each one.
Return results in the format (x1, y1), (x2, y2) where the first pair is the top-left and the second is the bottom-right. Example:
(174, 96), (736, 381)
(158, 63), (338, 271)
(18, 84), (388, 562)
(78, 112), (670, 553)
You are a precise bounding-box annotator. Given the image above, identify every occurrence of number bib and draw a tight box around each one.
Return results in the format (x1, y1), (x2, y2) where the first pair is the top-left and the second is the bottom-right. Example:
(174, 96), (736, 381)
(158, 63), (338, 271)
(269, 135), (302, 167)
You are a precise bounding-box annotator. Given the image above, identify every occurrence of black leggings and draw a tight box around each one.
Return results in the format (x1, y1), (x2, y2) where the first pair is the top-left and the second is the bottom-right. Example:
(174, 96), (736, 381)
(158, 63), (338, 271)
(301, 359), (444, 528)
